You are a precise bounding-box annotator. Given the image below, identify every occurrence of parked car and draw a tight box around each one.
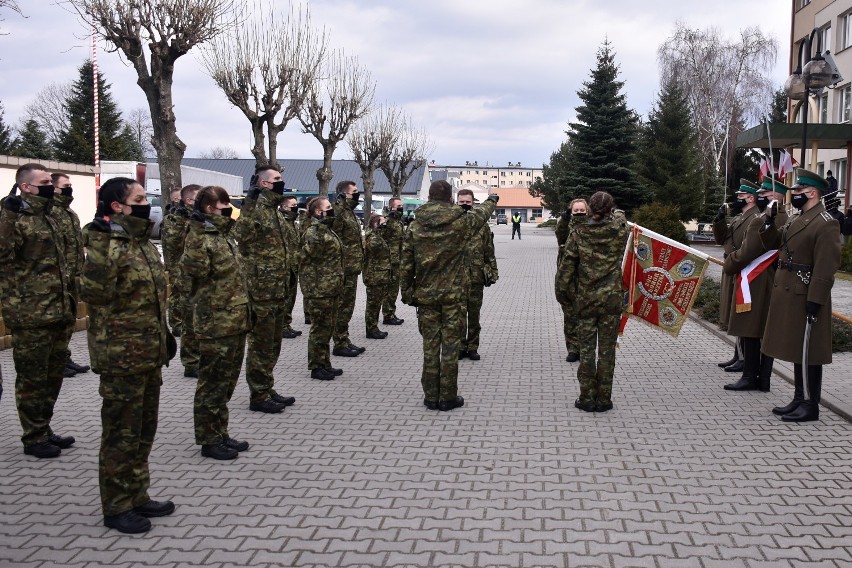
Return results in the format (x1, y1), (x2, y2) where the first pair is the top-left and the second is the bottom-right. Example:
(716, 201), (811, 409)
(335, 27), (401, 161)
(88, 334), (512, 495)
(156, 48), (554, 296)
(496, 214), (508, 225)
(146, 192), (164, 239)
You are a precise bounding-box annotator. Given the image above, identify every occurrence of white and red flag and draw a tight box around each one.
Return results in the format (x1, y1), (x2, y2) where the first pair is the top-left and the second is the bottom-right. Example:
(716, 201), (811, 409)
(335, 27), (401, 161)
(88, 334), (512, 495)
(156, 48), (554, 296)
(735, 249), (780, 313)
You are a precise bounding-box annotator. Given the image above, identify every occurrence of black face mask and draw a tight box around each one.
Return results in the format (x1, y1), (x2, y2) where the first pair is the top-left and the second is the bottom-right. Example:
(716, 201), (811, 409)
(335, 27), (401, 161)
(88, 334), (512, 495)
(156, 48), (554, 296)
(732, 198), (746, 212)
(271, 180), (286, 195)
(60, 186), (73, 197)
(756, 196), (769, 211)
(395, 207), (403, 213)
(791, 193), (809, 210)
(125, 203), (151, 220)
(219, 207), (233, 218)
(349, 191), (360, 205)
(572, 212), (586, 217)
(321, 210), (335, 225)
(460, 204), (472, 212)
(36, 184), (55, 200)
(283, 207), (298, 220)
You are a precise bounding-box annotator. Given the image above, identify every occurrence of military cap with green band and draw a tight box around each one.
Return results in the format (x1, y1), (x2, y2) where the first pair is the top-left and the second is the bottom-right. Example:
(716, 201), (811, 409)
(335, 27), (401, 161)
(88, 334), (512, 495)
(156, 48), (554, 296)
(736, 179), (760, 195)
(791, 168), (828, 192)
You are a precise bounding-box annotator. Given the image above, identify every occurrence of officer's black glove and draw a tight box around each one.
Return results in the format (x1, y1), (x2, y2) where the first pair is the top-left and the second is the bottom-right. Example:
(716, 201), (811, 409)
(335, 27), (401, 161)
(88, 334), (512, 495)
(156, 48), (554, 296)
(487, 194), (499, 203)
(2, 194), (23, 213)
(806, 301), (820, 323)
(89, 218), (111, 233)
(713, 205), (726, 223)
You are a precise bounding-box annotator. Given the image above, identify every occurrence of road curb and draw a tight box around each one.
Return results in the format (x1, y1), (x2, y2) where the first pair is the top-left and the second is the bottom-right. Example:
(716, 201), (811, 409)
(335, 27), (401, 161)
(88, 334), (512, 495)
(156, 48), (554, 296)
(689, 313), (852, 423)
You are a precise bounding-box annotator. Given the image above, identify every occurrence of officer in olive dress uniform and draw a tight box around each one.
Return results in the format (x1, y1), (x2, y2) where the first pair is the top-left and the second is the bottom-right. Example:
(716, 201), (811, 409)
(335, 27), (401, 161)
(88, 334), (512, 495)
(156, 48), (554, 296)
(759, 169), (841, 422)
(722, 178), (789, 392)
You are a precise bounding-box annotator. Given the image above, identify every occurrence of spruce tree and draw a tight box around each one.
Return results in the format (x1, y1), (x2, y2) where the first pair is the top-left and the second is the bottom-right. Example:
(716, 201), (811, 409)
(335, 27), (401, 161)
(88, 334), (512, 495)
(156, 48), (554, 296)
(0, 101), (17, 154)
(530, 140), (576, 212)
(636, 79), (702, 221)
(13, 119), (53, 160)
(54, 60), (138, 165)
(567, 41), (649, 214)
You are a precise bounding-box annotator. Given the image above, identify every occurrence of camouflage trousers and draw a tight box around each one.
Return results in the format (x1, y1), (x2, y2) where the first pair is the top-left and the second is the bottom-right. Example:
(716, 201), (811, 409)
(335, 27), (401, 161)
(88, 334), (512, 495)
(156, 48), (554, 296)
(180, 300), (199, 372)
(562, 303), (578, 353)
(365, 283), (388, 333)
(246, 300), (286, 403)
(194, 333), (246, 445)
(306, 296), (339, 369)
(282, 270), (298, 329)
(12, 321), (71, 446)
(417, 302), (464, 402)
(381, 264), (400, 319)
(333, 273), (358, 349)
(575, 312), (620, 406)
(99, 369), (162, 516)
(168, 287), (185, 333)
(463, 283), (484, 352)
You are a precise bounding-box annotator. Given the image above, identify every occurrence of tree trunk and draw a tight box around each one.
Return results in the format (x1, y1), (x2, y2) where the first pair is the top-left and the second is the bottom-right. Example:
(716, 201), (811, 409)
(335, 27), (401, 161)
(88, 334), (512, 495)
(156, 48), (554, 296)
(141, 59), (186, 200)
(315, 143), (336, 197)
(267, 119), (283, 171)
(361, 166), (376, 228)
(251, 117), (268, 168)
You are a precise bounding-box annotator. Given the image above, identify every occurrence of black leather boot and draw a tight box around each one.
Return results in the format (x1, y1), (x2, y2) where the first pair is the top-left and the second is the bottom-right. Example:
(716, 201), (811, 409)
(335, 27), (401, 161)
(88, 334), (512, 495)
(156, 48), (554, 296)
(773, 364), (804, 415)
(724, 337), (760, 391)
(718, 345), (739, 368)
(782, 365), (821, 422)
(757, 353), (773, 392)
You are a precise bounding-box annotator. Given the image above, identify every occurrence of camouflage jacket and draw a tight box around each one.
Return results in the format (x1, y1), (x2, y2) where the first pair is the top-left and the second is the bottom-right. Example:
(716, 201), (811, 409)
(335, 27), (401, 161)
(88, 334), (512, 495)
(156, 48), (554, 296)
(466, 221), (498, 287)
(161, 205), (190, 270)
(332, 198), (364, 276)
(235, 188), (290, 302)
(383, 213), (406, 266)
(363, 228), (391, 288)
(300, 220), (344, 299)
(281, 211), (301, 275)
(0, 193), (74, 330)
(80, 213), (169, 374)
(182, 214), (250, 340)
(50, 193), (84, 294)
(555, 211), (629, 312)
(400, 199), (496, 306)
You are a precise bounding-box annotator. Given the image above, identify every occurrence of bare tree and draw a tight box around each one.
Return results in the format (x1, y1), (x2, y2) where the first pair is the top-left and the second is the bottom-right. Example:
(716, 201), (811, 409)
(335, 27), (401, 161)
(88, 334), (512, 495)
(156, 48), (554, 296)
(69, 0), (234, 196)
(347, 105), (402, 227)
(296, 50), (374, 197)
(200, 145), (239, 159)
(126, 107), (154, 157)
(202, 1), (326, 170)
(379, 112), (433, 198)
(0, 0), (23, 35)
(23, 82), (71, 145)
(658, 24), (777, 175)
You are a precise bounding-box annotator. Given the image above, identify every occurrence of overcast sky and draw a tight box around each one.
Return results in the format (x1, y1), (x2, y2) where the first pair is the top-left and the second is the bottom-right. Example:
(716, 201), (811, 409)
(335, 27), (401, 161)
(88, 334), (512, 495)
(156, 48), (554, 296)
(0, 0), (791, 168)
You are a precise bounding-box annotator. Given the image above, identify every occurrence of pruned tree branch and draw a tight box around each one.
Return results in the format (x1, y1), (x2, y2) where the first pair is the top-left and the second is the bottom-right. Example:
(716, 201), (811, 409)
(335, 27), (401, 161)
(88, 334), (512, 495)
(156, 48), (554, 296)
(379, 111), (433, 198)
(348, 104), (402, 226)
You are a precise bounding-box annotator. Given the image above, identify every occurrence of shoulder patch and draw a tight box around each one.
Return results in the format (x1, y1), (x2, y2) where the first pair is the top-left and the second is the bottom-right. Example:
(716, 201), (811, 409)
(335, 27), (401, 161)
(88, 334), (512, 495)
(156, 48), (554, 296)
(821, 211), (833, 222)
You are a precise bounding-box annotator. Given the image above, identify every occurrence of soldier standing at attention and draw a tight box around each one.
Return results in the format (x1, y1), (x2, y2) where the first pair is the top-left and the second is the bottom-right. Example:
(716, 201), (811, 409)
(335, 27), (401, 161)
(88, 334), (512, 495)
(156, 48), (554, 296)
(364, 214), (392, 340)
(381, 196), (406, 327)
(235, 165), (295, 413)
(331, 181), (367, 358)
(511, 211), (522, 239)
(722, 179), (789, 392)
(400, 180), (498, 411)
(712, 179), (761, 373)
(183, 186), (251, 460)
(555, 191), (628, 413)
(81, 177), (175, 534)
(554, 198), (588, 363)
(759, 169), (841, 422)
(0, 163), (76, 459)
(457, 189), (499, 361)
(300, 197), (344, 380)
(50, 172), (91, 377)
(279, 195), (303, 339)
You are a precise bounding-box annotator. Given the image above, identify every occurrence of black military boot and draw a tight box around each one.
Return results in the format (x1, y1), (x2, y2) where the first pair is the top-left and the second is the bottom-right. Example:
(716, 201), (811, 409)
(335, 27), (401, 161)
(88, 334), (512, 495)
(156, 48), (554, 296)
(724, 359), (745, 372)
(66, 359), (91, 374)
(566, 352), (579, 363)
(782, 365), (822, 422)
(133, 499), (175, 517)
(724, 337), (760, 391)
(104, 510), (151, 534)
(438, 396), (465, 411)
(718, 345), (739, 368)
(201, 442), (239, 460)
(757, 355), (773, 392)
(773, 364), (804, 415)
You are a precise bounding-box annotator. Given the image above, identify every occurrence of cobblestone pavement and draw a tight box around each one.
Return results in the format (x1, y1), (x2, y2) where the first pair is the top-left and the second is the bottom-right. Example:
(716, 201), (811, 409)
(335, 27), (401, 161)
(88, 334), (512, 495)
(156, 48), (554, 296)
(1, 225), (851, 568)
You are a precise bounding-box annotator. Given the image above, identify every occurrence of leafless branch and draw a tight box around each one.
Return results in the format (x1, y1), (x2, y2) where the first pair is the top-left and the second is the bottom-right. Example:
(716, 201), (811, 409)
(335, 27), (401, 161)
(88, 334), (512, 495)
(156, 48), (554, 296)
(22, 82), (71, 145)
(348, 105), (403, 225)
(200, 145), (239, 159)
(379, 111), (433, 198)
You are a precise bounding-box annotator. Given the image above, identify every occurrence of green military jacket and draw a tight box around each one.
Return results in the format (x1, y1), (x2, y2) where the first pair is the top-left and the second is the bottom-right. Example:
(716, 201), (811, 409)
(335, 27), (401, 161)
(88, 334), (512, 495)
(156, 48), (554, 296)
(235, 188), (290, 302)
(466, 221), (498, 287)
(332, 198), (364, 276)
(161, 205), (190, 270)
(281, 210), (301, 276)
(182, 214), (250, 340)
(363, 228), (391, 288)
(300, 219), (344, 299)
(555, 211), (629, 313)
(400, 199), (496, 306)
(0, 193), (74, 330)
(383, 212), (406, 267)
(80, 214), (169, 375)
(51, 193), (84, 295)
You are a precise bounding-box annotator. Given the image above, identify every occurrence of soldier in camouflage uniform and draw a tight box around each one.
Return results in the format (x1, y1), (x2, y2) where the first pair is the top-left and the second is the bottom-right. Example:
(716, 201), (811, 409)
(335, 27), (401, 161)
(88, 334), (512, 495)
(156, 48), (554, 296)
(183, 186), (251, 460)
(234, 165), (294, 413)
(298, 207), (312, 325)
(162, 184), (201, 377)
(400, 180), (498, 411)
(381, 197), (406, 326)
(279, 195), (303, 339)
(554, 198), (588, 363)
(50, 173), (90, 376)
(0, 163), (76, 459)
(80, 177), (175, 534)
(301, 197), (344, 381)
(364, 214), (391, 340)
(555, 191), (628, 413)
(331, 181), (366, 357)
(456, 189), (499, 361)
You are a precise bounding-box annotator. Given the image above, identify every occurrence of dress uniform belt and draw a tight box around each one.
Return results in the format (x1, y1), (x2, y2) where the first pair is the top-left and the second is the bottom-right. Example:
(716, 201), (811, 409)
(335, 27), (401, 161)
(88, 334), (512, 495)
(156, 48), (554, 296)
(775, 259), (813, 285)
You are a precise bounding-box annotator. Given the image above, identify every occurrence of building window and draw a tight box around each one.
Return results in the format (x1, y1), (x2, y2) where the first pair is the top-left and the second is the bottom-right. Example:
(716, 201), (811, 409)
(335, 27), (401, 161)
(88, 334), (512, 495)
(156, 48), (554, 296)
(798, 0), (810, 7)
(831, 158), (847, 191)
(839, 85), (851, 122)
(818, 25), (832, 54)
(843, 12), (852, 50)
(817, 162), (825, 177)
(501, 181), (506, 186)
(820, 92), (828, 123)
(532, 208), (542, 218)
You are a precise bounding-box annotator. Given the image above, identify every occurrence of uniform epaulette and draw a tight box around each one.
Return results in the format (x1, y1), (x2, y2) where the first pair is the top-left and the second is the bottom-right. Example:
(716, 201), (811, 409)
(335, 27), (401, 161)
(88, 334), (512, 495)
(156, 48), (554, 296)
(820, 211), (833, 222)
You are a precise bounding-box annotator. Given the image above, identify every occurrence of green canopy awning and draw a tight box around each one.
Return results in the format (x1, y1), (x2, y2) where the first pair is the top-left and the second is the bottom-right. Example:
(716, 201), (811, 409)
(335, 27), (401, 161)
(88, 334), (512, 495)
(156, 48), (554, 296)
(736, 122), (852, 149)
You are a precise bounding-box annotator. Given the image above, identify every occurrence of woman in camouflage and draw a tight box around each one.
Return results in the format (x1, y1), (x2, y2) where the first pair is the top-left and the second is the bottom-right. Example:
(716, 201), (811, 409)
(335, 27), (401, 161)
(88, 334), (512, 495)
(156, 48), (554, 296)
(363, 214), (392, 340)
(555, 191), (628, 413)
(182, 186), (251, 460)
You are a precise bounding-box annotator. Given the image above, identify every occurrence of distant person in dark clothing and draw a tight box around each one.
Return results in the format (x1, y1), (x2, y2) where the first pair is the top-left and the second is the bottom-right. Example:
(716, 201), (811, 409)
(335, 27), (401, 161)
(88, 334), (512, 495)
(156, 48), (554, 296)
(825, 170), (838, 195)
(511, 212), (522, 240)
